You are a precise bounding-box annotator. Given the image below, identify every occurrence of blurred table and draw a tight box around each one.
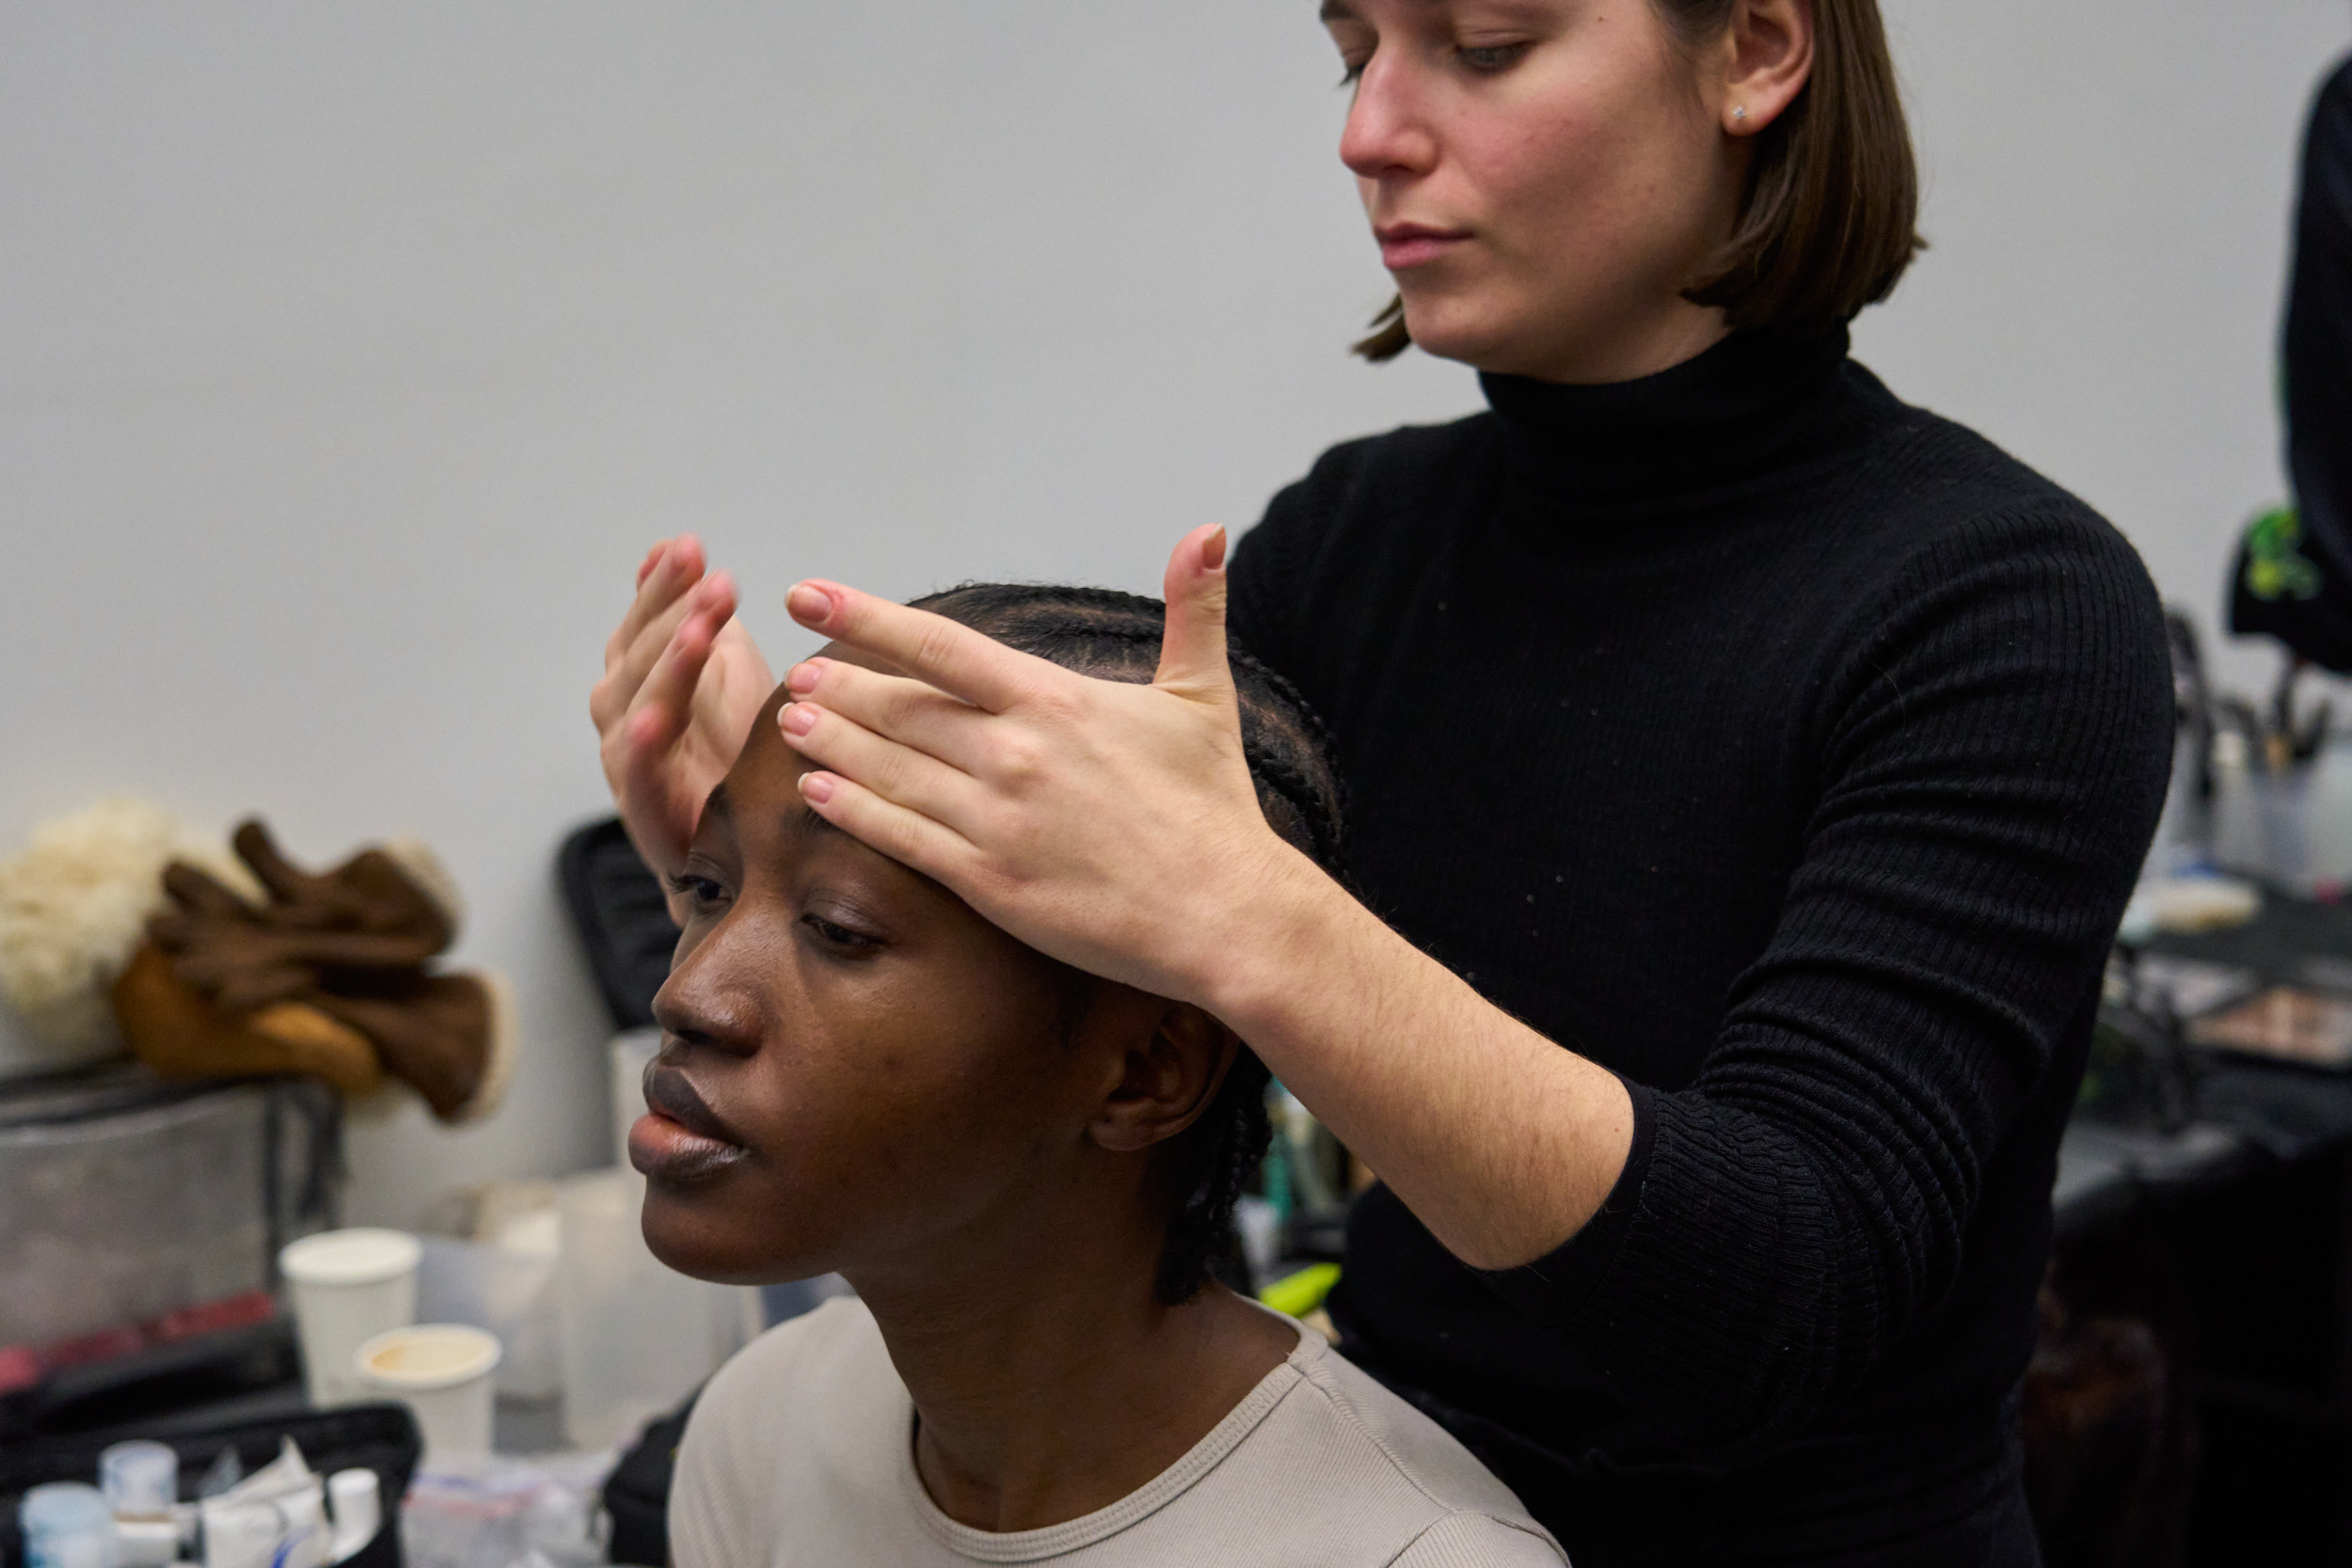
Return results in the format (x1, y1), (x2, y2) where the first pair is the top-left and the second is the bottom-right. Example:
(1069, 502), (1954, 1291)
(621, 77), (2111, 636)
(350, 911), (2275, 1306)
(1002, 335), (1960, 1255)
(2058, 892), (2352, 1561)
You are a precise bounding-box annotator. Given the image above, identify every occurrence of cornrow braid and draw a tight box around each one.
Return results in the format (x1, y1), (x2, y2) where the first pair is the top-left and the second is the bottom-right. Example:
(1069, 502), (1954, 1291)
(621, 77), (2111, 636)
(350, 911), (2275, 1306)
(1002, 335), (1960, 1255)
(909, 581), (1347, 1304)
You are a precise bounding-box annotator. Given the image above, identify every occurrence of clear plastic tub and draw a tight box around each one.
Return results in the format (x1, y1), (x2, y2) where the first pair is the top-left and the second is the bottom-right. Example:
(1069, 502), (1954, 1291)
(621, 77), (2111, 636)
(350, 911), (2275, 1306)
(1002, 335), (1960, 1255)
(553, 1168), (746, 1450)
(0, 1069), (338, 1366)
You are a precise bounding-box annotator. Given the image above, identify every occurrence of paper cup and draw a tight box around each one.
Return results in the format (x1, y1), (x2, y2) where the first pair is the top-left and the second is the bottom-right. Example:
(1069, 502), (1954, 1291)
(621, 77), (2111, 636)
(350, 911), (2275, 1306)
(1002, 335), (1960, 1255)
(280, 1228), (421, 1409)
(355, 1323), (501, 1458)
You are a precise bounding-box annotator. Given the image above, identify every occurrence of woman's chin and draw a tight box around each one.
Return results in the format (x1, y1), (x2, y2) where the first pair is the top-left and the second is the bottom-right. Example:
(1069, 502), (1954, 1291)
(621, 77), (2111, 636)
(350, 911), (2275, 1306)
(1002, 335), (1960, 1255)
(1393, 294), (1520, 372)
(638, 1187), (834, 1287)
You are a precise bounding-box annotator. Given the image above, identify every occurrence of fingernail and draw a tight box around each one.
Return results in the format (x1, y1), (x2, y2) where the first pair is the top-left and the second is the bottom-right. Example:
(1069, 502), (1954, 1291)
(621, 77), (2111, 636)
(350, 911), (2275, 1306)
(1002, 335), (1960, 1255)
(1204, 525), (1228, 572)
(788, 583), (834, 623)
(786, 659), (823, 695)
(800, 772), (836, 805)
(779, 702), (818, 736)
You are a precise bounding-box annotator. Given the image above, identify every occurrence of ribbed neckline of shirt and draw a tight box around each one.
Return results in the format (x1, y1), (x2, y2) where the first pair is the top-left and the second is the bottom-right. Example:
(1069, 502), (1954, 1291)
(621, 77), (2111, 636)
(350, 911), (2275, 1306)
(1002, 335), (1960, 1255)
(1479, 324), (1863, 514)
(900, 1318), (1318, 1563)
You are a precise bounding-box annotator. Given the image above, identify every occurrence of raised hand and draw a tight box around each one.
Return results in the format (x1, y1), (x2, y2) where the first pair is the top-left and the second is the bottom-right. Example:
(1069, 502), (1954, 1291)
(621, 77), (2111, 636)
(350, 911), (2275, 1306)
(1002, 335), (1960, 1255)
(773, 525), (1308, 1004)
(592, 535), (775, 879)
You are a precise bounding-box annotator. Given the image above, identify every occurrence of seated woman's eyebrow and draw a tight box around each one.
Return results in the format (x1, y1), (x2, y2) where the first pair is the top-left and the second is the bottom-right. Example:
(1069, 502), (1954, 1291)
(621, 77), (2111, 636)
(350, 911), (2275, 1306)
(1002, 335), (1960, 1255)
(787, 803), (846, 842)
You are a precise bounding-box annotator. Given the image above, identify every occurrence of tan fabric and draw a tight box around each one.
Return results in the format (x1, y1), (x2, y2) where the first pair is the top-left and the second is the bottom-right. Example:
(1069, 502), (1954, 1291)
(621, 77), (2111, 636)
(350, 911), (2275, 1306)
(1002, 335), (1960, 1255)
(672, 1297), (1565, 1567)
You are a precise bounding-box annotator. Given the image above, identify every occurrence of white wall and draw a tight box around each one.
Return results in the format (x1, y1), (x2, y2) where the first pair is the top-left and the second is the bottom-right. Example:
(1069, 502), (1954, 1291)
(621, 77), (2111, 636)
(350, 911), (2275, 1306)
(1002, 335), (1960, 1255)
(3, 3), (2346, 1226)
(1860, 1), (2352, 697)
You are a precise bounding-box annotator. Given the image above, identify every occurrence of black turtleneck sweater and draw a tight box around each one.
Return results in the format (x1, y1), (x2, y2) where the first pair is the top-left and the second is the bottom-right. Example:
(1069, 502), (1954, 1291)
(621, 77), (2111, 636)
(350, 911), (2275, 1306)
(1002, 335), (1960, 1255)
(1226, 329), (2173, 1568)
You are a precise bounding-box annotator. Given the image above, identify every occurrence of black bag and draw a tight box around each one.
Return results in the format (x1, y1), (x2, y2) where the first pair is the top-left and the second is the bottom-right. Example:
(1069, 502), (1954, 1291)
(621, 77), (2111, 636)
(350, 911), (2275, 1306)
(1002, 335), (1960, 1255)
(601, 1393), (697, 1567)
(0, 1403), (421, 1568)
(556, 817), (678, 1032)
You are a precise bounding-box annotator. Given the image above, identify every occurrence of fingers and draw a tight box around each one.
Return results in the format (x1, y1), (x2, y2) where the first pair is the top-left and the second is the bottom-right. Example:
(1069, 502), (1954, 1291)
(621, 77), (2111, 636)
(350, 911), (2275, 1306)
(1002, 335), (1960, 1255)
(608, 535), (707, 665)
(781, 657), (988, 767)
(598, 570), (736, 733)
(796, 767), (980, 886)
(1155, 525), (1237, 705)
(786, 581), (1048, 715)
(779, 702), (988, 828)
(630, 574), (732, 741)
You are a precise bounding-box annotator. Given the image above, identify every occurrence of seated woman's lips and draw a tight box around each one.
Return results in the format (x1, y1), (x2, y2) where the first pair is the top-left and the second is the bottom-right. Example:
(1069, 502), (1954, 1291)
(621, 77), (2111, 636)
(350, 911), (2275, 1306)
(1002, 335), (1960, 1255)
(633, 1063), (751, 1184)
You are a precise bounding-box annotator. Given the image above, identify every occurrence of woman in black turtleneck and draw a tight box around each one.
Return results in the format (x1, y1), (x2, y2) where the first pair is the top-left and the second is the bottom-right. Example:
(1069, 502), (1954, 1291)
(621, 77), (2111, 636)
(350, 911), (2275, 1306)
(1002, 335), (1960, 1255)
(595, 2), (2172, 1563)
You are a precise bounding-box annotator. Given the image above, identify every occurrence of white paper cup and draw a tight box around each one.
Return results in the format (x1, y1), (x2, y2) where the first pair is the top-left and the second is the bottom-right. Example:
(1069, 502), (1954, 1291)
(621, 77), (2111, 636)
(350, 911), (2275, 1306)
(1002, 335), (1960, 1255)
(279, 1228), (421, 1409)
(355, 1323), (501, 1458)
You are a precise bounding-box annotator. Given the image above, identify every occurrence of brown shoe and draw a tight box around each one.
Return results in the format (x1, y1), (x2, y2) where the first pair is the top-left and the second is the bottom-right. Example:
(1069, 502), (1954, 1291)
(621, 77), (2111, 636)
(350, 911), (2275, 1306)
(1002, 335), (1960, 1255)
(229, 819), (460, 954)
(310, 970), (515, 1124)
(149, 819), (462, 1012)
(111, 942), (384, 1098)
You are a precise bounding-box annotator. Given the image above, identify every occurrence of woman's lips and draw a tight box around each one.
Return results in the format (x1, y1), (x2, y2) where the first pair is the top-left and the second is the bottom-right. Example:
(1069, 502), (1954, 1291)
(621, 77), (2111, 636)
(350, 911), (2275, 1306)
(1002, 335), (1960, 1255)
(631, 1062), (751, 1185)
(1375, 224), (1470, 270)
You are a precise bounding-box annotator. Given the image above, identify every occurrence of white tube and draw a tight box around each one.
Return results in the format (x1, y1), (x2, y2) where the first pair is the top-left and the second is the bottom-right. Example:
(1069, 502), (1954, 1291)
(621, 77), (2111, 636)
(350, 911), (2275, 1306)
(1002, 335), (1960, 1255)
(325, 1471), (380, 1565)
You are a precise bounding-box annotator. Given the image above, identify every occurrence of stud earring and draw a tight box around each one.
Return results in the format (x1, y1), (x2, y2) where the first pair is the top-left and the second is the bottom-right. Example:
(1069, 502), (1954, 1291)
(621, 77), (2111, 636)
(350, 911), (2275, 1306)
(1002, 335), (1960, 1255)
(1732, 105), (1750, 124)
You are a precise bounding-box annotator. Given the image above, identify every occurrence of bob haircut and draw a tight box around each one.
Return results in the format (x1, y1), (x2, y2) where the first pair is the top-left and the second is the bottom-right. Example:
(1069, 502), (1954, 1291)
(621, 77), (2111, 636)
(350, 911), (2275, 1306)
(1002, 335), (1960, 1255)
(1355, 0), (1924, 361)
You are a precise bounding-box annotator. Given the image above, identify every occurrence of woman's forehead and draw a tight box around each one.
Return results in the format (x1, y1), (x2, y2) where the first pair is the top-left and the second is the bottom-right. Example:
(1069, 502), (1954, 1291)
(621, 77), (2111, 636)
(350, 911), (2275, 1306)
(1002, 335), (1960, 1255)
(817, 640), (908, 680)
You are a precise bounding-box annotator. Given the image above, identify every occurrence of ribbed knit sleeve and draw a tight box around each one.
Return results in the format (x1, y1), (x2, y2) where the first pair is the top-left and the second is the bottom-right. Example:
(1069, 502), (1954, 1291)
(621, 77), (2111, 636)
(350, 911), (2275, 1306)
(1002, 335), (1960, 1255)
(1480, 503), (2172, 1451)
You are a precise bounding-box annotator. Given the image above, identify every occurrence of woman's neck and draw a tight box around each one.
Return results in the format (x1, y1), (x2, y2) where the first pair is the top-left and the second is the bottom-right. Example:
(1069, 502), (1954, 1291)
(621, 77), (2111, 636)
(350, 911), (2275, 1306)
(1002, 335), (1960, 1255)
(1482, 322), (1861, 511)
(1457, 294), (1730, 388)
(847, 1233), (1296, 1533)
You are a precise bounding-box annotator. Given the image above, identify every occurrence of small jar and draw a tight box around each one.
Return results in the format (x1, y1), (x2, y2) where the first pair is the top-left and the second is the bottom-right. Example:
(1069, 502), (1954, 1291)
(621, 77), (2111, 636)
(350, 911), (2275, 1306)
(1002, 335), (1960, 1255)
(97, 1441), (177, 1520)
(19, 1481), (121, 1568)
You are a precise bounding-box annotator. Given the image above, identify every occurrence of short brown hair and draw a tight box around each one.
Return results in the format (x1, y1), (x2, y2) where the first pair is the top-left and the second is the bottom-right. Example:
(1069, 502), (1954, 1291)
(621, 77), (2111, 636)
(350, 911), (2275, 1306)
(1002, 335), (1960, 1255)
(1355, 0), (1924, 361)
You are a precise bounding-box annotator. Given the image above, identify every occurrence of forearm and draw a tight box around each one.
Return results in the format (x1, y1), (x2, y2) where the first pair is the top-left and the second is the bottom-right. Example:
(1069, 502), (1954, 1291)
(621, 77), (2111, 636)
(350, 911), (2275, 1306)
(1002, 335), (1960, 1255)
(1207, 854), (1633, 1272)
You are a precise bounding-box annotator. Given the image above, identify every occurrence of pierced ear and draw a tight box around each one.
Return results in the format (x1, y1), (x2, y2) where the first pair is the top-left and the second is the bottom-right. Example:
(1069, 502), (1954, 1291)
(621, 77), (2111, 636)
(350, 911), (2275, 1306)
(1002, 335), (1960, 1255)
(1722, 0), (1815, 136)
(1089, 1003), (1242, 1155)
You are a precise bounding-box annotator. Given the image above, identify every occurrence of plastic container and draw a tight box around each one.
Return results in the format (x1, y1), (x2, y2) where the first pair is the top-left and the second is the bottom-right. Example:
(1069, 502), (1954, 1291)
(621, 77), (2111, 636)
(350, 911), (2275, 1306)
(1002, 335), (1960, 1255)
(354, 1323), (501, 1459)
(279, 1229), (421, 1409)
(0, 1072), (339, 1357)
(19, 1481), (120, 1568)
(95, 1441), (175, 1520)
(326, 1468), (382, 1562)
(415, 1221), (560, 1400)
(554, 1168), (742, 1449)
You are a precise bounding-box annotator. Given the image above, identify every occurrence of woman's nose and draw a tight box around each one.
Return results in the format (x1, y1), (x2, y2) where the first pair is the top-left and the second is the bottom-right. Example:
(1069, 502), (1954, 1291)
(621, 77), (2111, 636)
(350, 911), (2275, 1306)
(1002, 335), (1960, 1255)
(1339, 53), (1438, 182)
(651, 930), (762, 1058)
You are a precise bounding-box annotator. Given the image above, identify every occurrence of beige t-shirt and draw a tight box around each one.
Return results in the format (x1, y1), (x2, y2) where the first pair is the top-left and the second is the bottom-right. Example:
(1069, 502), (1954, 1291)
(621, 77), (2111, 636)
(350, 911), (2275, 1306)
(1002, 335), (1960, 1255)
(671, 1296), (1566, 1567)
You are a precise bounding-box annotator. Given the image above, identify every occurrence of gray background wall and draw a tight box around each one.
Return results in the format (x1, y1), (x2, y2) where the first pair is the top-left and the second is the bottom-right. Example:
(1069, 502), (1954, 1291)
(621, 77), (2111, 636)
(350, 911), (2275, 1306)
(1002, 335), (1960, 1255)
(4, 2), (2348, 1226)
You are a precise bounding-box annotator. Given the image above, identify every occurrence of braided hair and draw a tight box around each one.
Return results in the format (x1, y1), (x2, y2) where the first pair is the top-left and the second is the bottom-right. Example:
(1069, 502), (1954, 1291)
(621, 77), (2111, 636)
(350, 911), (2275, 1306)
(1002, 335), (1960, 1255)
(908, 582), (1346, 1305)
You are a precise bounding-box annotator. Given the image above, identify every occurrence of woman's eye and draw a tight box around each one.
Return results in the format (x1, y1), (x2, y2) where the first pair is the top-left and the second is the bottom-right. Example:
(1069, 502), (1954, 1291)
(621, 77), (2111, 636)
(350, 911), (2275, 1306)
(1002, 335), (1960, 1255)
(1458, 42), (1529, 73)
(1338, 55), (1370, 87)
(666, 873), (730, 912)
(801, 913), (882, 955)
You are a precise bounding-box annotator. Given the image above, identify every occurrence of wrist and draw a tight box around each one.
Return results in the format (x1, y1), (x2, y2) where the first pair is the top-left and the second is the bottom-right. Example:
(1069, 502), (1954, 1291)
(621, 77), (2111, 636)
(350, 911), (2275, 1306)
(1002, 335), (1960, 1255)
(1192, 840), (1361, 1042)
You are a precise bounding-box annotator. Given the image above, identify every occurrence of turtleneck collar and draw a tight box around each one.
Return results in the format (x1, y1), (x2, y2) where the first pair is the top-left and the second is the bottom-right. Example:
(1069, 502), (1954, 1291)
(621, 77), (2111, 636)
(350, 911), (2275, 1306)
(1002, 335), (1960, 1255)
(1481, 325), (1861, 512)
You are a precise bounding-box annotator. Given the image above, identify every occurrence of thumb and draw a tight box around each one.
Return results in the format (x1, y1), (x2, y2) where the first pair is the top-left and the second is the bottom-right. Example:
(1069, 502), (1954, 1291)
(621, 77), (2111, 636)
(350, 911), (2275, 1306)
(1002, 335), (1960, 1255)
(1155, 525), (1236, 705)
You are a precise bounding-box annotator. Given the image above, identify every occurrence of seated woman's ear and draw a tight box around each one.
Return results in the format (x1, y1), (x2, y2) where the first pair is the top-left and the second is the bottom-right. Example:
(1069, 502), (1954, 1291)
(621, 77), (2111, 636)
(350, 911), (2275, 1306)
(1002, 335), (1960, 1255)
(1084, 997), (1242, 1155)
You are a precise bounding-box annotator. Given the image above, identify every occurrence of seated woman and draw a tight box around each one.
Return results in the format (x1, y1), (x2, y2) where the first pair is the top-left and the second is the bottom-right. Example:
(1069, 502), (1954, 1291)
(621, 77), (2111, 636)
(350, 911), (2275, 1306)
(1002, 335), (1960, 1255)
(634, 584), (1565, 1567)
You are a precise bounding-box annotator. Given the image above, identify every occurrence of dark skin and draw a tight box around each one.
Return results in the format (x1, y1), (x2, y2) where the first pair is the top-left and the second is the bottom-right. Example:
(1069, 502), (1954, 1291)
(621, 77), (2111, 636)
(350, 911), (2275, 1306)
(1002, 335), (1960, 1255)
(636, 661), (1295, 1533)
